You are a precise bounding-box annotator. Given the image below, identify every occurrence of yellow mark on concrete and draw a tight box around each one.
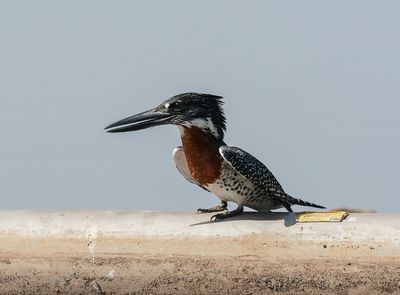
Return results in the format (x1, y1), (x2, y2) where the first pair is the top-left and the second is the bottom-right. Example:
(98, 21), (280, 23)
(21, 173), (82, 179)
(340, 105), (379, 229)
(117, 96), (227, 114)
(296, 211), (349, 223)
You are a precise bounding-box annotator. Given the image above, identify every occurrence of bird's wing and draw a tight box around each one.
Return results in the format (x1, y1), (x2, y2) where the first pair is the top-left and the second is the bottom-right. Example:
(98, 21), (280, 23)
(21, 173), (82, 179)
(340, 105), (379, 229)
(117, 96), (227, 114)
(172, 147), (210, 192)
(219, 145), (284, 194)
(219, 146), (326, 209)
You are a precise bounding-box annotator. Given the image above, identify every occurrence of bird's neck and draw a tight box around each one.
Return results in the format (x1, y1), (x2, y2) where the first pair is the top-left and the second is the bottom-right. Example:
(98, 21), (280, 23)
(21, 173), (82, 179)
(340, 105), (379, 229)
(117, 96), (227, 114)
(178, 126), (224, 185)
(182, 118), (224, 140)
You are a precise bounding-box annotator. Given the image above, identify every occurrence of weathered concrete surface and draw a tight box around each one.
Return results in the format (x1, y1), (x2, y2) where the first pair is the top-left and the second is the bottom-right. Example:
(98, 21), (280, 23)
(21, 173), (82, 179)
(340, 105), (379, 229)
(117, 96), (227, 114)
(0, 210), (399, 294)
(1, 210), (399, 259)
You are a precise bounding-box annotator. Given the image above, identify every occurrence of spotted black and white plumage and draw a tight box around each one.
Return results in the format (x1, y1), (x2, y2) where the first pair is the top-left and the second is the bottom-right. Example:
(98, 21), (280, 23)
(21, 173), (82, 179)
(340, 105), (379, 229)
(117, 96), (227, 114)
(220, 146), (283, 192)
(106, 92), (326, 221)
(219, 146), (325, 212)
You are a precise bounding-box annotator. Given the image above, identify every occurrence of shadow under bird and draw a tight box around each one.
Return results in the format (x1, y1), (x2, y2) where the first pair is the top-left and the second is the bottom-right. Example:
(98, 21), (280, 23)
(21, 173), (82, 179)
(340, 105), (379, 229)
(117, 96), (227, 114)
(105, 93), (325, 221)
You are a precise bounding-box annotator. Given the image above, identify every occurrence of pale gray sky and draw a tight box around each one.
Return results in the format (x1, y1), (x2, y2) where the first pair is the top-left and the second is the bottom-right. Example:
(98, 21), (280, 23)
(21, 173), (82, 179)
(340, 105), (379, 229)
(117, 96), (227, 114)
(1, 1), (399, 212)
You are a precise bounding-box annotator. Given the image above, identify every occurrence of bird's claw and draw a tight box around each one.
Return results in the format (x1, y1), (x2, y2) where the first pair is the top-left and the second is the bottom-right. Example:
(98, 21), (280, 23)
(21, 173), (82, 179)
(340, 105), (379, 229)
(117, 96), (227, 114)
(197, 208), (210, 213)
(197, 207), (227, 214)
(210, 213), (226, 221)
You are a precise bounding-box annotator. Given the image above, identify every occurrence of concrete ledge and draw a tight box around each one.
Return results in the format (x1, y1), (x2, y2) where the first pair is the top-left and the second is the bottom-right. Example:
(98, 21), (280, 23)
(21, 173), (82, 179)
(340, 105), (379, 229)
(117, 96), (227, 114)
(1, 211), (400, 294)
(0, 210), (399, 259)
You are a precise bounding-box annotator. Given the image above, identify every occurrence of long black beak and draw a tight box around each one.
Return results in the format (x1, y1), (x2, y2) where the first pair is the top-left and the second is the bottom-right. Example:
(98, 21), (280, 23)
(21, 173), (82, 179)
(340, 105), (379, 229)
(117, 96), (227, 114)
(104, 108), (173, 133)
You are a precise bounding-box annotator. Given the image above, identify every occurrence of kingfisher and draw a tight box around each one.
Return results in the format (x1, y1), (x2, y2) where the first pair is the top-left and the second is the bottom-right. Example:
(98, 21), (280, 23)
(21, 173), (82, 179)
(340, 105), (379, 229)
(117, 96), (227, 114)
(105, 93), (325, 221)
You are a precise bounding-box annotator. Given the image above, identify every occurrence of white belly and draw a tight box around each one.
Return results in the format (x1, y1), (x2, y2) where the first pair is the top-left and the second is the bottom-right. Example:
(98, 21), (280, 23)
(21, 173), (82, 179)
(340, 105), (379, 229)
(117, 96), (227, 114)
(204, 182), (247, 204)
(204, 160), (256, 205)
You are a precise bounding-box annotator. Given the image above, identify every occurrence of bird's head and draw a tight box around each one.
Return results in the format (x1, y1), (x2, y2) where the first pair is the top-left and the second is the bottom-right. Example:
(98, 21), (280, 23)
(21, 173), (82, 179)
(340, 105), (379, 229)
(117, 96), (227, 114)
(105, 92), (227, 140)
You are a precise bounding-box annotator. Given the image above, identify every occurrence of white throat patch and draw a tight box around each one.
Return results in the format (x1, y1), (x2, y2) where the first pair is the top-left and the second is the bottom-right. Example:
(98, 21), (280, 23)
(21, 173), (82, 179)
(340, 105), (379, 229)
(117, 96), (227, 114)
(180, 118), (220, 138)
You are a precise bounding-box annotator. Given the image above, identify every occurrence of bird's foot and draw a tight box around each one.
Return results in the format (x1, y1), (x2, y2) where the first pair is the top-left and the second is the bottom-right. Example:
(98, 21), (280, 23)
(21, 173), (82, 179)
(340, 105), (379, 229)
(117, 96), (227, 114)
(210, 212), (229, 221)
(210, 205), (244, 222)
(197, 207), (227, 213)
(197, 201), (227, 214)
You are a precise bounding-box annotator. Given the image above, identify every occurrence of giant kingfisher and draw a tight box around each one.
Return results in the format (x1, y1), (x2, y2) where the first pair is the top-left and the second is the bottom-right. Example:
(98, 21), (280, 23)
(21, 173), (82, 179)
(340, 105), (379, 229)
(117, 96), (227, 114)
(105, 93), (325, 221)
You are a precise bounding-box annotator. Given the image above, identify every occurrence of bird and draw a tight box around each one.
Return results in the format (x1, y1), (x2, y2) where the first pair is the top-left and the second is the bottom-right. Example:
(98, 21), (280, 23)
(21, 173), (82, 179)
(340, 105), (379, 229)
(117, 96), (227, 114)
(105, 93), (325, 221)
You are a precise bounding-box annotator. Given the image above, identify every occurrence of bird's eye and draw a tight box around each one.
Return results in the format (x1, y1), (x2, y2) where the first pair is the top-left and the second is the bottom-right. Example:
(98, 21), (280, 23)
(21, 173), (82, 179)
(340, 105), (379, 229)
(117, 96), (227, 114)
(170, 101), (182, 109)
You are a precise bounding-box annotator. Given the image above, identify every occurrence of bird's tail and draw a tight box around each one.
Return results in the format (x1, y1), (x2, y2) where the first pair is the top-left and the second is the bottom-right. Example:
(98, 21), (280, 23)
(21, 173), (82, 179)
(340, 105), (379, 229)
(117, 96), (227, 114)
(287, 194), (326, 209)
(273, 191), (326, 209)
